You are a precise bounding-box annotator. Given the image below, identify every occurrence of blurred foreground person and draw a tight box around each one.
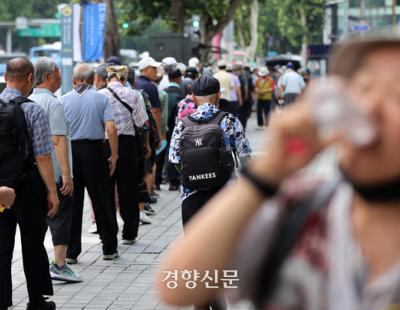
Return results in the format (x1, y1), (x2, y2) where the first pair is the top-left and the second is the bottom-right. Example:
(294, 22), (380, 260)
(157, 33), (400, 309)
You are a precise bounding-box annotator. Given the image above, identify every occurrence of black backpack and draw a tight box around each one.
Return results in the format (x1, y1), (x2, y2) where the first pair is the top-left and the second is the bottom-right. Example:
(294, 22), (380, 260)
(180, 110), (235, 190)
(0, 97), (31, 188)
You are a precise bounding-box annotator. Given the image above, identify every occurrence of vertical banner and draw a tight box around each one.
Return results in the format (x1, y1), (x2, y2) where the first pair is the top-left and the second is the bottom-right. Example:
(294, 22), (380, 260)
(60, 4), (74, 94)
(82, 3), (107, 62)
(73, 4), (82, 62)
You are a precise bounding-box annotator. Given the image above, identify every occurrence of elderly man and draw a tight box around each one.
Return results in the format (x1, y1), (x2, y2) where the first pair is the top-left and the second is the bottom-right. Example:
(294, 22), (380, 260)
(61, 63), (119, 262)
(99, 65), (148, 244)
(94, 63), (111, 90)
(0, 58), (58, 310)
(29, 57), (82, 283)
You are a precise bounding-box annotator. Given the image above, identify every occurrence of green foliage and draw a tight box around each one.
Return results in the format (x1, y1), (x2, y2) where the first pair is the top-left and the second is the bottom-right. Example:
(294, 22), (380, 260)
(0, 0), (62, 20)
(273, 0), (325, 49)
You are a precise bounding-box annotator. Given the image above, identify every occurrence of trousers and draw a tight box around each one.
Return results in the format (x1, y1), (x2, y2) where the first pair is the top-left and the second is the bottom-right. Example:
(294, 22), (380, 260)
(104, 135), (139, 240)
(67, 140), (118, 259)
(0, 169), (53, 308)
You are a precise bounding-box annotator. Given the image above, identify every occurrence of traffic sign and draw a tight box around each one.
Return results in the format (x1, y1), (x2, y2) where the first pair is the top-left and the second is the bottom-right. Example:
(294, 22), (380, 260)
(16, 24), (60, 38)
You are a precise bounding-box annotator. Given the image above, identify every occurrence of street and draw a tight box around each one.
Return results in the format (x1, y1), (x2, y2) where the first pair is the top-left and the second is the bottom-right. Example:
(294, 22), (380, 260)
(10, 111), (337, 310)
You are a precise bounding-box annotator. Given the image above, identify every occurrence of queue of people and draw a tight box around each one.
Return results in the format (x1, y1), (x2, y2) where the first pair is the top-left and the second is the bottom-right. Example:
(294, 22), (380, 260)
(0, 50), (306, 310)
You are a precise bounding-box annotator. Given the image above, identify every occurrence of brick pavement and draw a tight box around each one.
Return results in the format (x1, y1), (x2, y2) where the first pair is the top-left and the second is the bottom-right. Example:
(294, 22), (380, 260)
(9, 112), (337, 310)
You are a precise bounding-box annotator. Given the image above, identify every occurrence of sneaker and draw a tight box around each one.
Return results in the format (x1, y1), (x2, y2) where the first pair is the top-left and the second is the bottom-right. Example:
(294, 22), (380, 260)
(144, 203), (156, 216)
(50, 262), (83, 283)
(168, 184), (179, 191)
(26, 300), (56, 310)
(121, 238), (136, 245)
(65, 257), (77, 265)
(88, 223), (98, 234)
(140, 211), (152, 224)
(102, 252), (119, 260)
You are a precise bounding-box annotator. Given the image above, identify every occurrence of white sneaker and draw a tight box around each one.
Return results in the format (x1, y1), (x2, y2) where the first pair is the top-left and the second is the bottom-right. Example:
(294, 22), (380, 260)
(88, 223), (97, 234)
(140, 211), (152, 224)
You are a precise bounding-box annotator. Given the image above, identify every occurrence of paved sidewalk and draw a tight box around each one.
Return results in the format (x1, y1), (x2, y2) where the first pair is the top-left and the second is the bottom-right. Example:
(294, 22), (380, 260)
(9, 112), (337, 310)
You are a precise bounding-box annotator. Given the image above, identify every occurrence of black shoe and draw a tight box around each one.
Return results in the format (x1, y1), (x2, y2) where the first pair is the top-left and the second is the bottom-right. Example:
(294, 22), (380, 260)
(151, 191), (160, 198)
(149, 197), (157, 204)
(26, 300), (56, 310)
(169, 184), (179, 191)
(154, 184), (161, 191)
(144, 203), (156, 215)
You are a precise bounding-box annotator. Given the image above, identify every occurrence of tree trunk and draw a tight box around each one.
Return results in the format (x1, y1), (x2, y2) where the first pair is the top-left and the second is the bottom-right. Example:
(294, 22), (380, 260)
(247, 0), (259, 61)
(170, 0), (185, 33)
(104, 0), (120, 59)
(199, 0), (244, 62)
(299, 7), (308, 66)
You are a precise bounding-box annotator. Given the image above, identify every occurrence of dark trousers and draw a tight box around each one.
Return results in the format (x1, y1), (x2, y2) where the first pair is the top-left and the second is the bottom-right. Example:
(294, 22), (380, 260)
(229, 101), (239, 117)
(68, 140), (118, 258)
(182, 188), (226, 310)
(239, 99), (253, 130)
(284, 93), (299, 105)
(104, 135), (139, 240)
(257, 99), (271, 127)
(0, 169), (53, 308)
(155, 147), (167, 187)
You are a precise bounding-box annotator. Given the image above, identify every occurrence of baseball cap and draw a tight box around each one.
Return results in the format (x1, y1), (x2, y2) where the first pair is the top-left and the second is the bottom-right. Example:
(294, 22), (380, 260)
(188, 57), (200, 67)
(193, 76), (220, 96)
(106, 56), (122, 66)
(162, 57), (177, 66)
(330, 31), (400, 78)
(217, 59), (227, 68)
(96, 63), (112, 80)
(138, 57), (161, 71)
(185, 67), (199, 79)
(287, 62), (294, 69)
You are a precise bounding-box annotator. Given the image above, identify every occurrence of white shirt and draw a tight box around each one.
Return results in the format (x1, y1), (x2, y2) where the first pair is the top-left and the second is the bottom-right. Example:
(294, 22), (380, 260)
(281, 69), (305, 94)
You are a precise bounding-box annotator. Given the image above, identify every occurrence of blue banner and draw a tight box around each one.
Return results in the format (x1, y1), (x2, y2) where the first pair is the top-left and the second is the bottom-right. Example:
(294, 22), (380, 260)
(82, 3), (107, 62)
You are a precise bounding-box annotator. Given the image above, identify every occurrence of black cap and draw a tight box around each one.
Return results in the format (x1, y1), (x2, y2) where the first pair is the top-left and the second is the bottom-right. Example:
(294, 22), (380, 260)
(106, 56), (122, 65)
(168, 68), (182, 80)
(185, 66), (199, 79)
(96, 63), (112, 80)
(193, 76), (220, 96)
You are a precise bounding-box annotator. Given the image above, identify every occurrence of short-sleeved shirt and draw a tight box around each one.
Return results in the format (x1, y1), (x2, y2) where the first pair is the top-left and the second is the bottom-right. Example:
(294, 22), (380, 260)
(136, 76), (161, 109)
(281, 70), (305, 94)
(61, 85), (114, 140)
(99, 81), (148, 136)
(256, 77), (275, 100)
(29, 88), (73, 181)
(0, 87), (52, 158)
(229, 73), (241, 102)
(169, 103), (251, 201)
(214, 70), (233, 101)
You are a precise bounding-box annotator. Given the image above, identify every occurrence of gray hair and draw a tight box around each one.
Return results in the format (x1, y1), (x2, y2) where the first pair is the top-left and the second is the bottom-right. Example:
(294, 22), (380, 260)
(73, 63), (95, 82)
(33, 57), (58, 86)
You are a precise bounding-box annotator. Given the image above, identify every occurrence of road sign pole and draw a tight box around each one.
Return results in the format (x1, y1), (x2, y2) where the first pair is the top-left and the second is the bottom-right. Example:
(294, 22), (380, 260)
(60, 4), (74, 94)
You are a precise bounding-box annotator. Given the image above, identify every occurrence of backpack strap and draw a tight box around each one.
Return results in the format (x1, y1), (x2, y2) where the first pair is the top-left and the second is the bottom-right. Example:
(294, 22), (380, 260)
(107, 87), (133, 114)
(9, 97), (33, 105)
(252, 179), (341, 309)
